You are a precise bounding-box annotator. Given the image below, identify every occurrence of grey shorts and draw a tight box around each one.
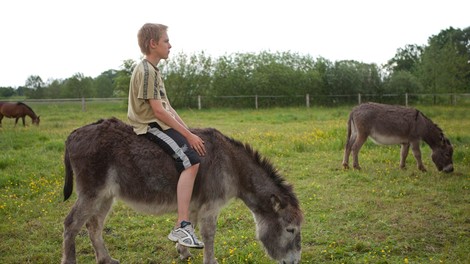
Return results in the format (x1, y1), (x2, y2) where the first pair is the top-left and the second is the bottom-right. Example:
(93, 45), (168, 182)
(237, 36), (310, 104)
(141, 122), (201, 173)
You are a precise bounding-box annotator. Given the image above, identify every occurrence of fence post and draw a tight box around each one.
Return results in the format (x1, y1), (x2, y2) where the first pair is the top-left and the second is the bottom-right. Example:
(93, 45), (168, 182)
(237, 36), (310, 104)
(198, 95), (201, 110)
(358, 93), (361, 105)
(255, 95), (258, 109)
(81, 97), (86, 112)
(405, 93), (408, 107)
(306, 94), (310, 108)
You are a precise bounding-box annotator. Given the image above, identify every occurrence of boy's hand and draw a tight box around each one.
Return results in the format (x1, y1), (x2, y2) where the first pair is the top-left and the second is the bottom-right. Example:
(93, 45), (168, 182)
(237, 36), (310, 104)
(188, 133), (206, 156)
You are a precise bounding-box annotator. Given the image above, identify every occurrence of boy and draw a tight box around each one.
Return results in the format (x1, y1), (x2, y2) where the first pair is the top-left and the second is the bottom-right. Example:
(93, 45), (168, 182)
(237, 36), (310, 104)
(128, 23), (206, 248)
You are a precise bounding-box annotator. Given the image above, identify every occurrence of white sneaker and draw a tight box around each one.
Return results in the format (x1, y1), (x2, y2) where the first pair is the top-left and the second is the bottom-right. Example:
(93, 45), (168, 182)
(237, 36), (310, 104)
(168, 221), (204, 249)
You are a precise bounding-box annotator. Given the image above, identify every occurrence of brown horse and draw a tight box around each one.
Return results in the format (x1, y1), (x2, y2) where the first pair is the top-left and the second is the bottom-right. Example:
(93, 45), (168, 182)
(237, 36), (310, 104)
(62, 118), (303, 264)
(342, 102), (453, 172)
(0, 102), (40, 127)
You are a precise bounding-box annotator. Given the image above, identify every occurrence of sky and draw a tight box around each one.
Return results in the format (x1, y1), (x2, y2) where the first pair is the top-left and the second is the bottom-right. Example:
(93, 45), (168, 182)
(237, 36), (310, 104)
(0, 0), (468, 88)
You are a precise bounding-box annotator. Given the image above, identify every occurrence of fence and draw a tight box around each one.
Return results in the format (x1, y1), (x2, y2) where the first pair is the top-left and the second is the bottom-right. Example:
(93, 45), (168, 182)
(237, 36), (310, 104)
(194, 93), (470, 109)
(9, 93), (470, 109)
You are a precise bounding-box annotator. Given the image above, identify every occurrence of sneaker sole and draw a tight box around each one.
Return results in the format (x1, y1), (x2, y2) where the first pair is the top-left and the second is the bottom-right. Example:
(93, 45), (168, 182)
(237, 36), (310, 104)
(167, 233), (179, 242)
(177, 239), (204, 249)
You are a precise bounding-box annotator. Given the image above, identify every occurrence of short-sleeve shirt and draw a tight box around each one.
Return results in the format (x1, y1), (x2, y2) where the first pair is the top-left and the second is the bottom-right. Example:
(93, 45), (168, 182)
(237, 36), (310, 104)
(127, 59), (175, 134)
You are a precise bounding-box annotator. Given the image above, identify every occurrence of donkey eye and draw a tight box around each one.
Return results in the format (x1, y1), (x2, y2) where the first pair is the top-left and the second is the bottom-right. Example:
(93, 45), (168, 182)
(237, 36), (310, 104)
(286, 228), (295, 234)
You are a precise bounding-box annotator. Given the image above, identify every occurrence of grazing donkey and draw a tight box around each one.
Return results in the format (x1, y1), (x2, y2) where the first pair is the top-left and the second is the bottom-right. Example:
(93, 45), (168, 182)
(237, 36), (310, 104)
(342, 102), (453, 172)
(62, 118), (303, 264)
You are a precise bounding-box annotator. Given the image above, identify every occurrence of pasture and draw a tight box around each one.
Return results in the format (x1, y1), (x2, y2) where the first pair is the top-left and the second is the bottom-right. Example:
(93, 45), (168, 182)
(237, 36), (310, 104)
(0, 101), (468, 263)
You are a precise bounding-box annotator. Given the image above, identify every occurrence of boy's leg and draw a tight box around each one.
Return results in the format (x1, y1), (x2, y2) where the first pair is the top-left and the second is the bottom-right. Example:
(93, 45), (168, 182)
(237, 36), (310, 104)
(176, 164), (199, 224)
(143, 125), (204, 248)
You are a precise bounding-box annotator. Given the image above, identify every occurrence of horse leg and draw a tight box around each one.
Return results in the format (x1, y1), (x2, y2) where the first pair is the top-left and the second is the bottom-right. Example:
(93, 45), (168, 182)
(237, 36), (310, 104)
(351, 134), (367, 170)
(0, 114), (3, 127)
(85, 197), (118, 264)
(410, 141), (427, 172)
(62, 198), (93, 264)
(22, 116), (26, 126)
(14, 117), (20, 127)
(400, 143), (410, 169)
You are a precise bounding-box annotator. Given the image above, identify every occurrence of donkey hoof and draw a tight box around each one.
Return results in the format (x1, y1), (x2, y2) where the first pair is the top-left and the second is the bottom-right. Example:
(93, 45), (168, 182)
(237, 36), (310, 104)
(176, 243), (192, 260)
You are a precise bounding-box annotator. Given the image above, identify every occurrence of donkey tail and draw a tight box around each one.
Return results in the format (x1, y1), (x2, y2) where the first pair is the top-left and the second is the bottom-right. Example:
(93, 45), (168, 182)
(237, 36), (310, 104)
(346, 113), (353, 144)
(63, 146), (74, 201)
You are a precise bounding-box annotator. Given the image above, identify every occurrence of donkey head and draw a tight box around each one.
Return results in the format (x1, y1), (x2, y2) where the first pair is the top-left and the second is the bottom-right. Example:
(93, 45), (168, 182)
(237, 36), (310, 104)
(432, 135), (453, 173)
(255, 195), (303, 264)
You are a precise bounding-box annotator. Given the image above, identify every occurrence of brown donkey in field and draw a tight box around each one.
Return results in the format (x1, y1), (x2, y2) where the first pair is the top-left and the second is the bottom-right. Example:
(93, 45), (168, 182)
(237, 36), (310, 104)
(342, 102), (453, 172)
(61, 118), (303, 264)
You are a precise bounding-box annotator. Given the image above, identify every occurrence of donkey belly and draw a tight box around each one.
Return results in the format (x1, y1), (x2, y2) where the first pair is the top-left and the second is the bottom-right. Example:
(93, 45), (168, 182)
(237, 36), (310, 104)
(107, 167), (179, 216)
(369, 130), (408, 145)
(120, 198), (177, 215)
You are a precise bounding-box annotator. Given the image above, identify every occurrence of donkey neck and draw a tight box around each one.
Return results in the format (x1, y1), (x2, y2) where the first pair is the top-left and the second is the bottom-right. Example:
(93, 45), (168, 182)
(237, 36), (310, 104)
(419, 118), (443, 149)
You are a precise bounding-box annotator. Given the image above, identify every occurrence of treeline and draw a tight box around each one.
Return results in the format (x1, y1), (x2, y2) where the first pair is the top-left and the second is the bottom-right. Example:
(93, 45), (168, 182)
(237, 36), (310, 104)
(1, 27), (469, 107)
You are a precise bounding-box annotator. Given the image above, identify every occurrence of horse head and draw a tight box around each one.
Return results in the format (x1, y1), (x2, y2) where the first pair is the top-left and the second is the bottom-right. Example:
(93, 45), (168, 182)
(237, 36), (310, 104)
(432, 135), (453, 173)
(33, 116), (40, 125)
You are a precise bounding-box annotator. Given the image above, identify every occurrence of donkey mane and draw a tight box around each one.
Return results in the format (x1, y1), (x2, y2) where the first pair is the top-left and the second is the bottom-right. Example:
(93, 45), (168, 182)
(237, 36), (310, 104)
(417, 110), (447, 142)
(224, 134), (300, 209)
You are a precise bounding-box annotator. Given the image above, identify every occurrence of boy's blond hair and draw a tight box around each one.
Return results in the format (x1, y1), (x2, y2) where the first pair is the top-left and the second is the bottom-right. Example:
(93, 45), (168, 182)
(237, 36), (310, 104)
(138, 23), (168, 55)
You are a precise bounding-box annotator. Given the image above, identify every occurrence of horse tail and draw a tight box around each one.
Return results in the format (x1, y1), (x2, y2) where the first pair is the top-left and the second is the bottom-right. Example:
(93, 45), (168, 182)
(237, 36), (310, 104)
(63, 146), (74, 201)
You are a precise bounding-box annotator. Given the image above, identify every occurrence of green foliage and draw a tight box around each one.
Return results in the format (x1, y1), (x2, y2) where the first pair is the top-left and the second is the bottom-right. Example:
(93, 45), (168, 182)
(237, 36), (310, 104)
(113, 59), (136, 97)
(0, 87), (15, 97)
(1, 27), (469, 108)
(0, 102), (468, 263)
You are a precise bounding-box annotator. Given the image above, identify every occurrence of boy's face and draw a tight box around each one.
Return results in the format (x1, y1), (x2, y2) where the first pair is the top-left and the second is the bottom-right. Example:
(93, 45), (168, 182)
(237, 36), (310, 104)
(154, 31), (171, 59)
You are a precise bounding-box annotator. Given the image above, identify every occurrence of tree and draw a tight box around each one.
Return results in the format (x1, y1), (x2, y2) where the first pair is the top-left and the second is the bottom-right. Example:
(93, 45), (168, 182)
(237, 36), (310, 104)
(0, 87), (15, 98)
(385, 44), (423, 74)
(114, 59), (136, 97)
(25, 75), (45, 99)
(418, 27), (470, 99)
(25, 75), (44, 89)
(44, 79), (64, 99)
(93, 70), (116, 98)
(385, 70), (423, 94)
(162, 51), (213, 108)
(63, 73), (93, 98)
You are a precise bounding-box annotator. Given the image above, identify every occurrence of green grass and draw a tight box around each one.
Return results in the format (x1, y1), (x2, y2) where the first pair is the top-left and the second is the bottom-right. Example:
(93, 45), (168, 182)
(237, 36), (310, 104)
(0, 102), (469, 263)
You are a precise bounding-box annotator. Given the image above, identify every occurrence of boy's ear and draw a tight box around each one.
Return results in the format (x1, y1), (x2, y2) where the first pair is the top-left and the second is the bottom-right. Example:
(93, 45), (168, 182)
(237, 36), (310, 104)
(149, 39), (158, 48)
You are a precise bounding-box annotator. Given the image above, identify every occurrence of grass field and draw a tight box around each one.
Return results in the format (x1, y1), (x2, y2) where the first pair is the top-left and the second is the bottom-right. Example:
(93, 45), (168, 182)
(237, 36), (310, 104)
(0, 101), (469, 264)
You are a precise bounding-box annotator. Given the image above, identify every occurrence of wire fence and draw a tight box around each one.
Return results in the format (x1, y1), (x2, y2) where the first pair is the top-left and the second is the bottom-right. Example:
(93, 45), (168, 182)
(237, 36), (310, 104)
(193, 93), (470, 109)
(8, 93), (470, 110)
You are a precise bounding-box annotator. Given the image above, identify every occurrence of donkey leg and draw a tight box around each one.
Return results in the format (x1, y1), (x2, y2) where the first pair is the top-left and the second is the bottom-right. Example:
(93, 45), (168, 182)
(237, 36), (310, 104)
(199, 207), (220, 264)
(342, 136), (354, 169)
(351, 135), (367, 170)
(62, 199), (93, 264)
(86, 197), (118, 264)
(410, 142), (427, 172)
(399, 143), (410, 169)
(342, 130), (357, 169)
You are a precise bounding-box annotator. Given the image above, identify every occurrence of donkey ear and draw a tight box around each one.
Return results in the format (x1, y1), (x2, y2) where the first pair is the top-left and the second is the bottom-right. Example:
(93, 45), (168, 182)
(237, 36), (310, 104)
(270, 194), (282, 212)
